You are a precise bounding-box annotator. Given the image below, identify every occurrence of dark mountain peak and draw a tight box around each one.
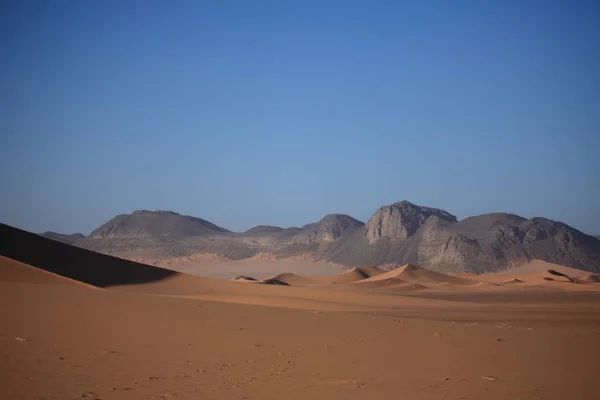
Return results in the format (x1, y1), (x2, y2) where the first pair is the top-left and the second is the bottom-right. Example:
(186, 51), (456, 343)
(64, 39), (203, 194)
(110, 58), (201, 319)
(455, 213), (528, 238)
(518, 216), (595, 246)
(524, 216), (567, 228)
(392, 200), (457, 221)
(392, 200), (417, 207)
(131, 209), (180, 216)
(365, 201), (457, 243)
(89, 210), (229, 239)
(460, 213), (527, 225)
(318, 214), (364, 226)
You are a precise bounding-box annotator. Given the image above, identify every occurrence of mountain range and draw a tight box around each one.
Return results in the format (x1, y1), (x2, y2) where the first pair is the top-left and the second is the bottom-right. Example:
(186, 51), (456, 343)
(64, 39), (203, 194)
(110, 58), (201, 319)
(39, 200), (600, 273)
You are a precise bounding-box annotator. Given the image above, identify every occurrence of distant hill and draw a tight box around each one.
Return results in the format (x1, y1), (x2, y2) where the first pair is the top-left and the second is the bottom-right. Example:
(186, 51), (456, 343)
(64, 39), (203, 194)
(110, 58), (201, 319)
(89, 210), (230, 239)
(31, 201), (600, 274)
(245, 225), (284, 234)
(40, 231), (86, 245)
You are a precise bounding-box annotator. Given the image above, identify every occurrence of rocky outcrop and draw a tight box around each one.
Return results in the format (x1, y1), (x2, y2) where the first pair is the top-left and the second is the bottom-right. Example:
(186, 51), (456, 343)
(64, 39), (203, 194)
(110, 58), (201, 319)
(403, 216), (479, 270)
(333, 207), (600, 273)
(364, 201), (457, 244)
(292, 214), (365, 244)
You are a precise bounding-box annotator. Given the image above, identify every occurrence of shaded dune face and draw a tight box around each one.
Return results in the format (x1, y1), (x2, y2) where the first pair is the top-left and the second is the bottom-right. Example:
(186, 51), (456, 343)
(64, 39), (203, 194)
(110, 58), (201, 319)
(588, 274), (600, 283)
(0, 223), (179, 288)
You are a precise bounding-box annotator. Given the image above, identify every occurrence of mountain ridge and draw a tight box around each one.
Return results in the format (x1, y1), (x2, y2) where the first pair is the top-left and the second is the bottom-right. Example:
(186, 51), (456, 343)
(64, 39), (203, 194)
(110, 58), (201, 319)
(37, 201), (600, 273)
(89, 209), (230, 239)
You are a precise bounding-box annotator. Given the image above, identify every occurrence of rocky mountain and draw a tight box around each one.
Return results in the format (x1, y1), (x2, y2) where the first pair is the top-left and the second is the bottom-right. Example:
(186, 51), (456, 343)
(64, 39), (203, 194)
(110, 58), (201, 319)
(37, 201), (600, 273)
(332, 202), (600, 273)
(364, 201), (457, 243)
(89, 210), (230, 239)
(292, 214), (364, 244)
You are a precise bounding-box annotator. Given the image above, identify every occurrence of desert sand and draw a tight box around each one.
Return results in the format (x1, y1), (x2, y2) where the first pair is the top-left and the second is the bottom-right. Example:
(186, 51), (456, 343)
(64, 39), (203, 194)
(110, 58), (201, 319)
(2, 224), (600, 400)
(142, 253), (349, 280)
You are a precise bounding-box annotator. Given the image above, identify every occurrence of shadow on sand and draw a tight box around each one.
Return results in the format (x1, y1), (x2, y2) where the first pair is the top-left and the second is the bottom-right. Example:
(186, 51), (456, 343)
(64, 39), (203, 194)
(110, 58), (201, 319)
(0, 223), (180, 288)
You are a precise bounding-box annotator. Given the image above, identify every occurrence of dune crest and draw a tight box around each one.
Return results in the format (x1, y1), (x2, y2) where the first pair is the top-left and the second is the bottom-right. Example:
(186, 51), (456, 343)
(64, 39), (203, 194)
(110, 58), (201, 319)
(356, 264), (481, 286)
(495, 259), (594, 278)
(261, 273), (317, 286)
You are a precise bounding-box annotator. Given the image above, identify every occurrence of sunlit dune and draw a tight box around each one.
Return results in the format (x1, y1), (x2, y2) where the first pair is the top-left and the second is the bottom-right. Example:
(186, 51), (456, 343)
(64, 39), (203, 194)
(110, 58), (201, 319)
(1, 224), (600, 400)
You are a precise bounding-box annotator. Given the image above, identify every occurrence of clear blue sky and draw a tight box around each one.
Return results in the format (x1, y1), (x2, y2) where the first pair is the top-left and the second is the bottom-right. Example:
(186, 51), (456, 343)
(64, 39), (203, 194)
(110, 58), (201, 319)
(1, 0), (599, 235)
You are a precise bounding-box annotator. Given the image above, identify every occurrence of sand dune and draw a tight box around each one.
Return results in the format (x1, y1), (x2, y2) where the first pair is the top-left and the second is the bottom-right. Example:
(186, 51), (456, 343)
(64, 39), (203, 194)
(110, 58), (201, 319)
(502, 278), (525, 284)
(349, 277), (428, 292)
(383, 282), (429, 291)
(155, 252), (347, 280)
(587, 274), (600, 283)
(314, 266), (386, 283)
(2, 223), (600, 399)
(356, 264), (481, 286)
(4, 223), (593, 296)
(0, 223), (180, 287)
(259, 266), (386, 286)
(0, 256), (81, 286)
(262, 272), (318, 285)
(4, 265), (599, 400)
(233, 275), (259, 282)
(481, 260), (597, 286)
(494, 259), (594, 278)
(345, 276), (408, 289)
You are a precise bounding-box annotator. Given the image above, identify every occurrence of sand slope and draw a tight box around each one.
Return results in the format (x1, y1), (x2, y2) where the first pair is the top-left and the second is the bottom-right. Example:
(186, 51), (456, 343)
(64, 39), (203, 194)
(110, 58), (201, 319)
(483, 260), (598, 286)
(314, 266), (386, 283)
(2, 276), (599, 400)
(2, 256), (600, 399)
(150, 252), (348, 280)
(2, 224), (600, 399)
(494, 259), (595, 278)
(0, 256), (81, 286)
(356, 264), (481, 286)
(261, 266), (386, 286)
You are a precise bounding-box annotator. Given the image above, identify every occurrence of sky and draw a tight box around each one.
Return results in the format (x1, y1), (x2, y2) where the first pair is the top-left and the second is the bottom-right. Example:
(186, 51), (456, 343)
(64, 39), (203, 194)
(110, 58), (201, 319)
(1, 0), (599, 235)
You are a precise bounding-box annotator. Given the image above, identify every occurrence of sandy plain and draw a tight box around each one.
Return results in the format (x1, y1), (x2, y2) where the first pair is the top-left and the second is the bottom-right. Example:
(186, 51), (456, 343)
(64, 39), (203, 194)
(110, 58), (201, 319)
(1, 225), (600, 400)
